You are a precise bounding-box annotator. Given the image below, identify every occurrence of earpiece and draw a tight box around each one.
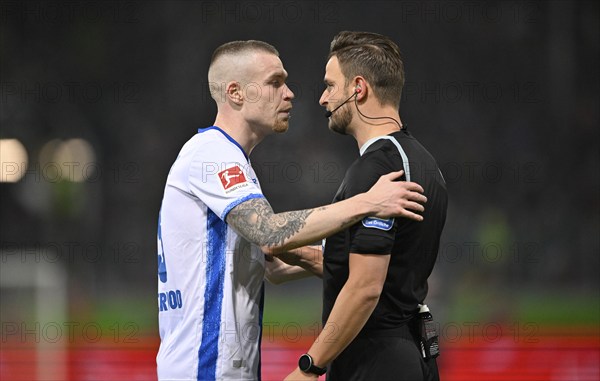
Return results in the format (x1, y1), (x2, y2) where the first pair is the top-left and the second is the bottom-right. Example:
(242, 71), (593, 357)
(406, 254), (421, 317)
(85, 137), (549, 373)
(355, 86), (362, 93)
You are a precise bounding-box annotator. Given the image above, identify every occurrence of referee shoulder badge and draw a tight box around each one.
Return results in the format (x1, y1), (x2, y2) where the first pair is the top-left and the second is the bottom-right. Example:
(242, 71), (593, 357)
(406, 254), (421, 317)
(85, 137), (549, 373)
(361, 217), (395, 231)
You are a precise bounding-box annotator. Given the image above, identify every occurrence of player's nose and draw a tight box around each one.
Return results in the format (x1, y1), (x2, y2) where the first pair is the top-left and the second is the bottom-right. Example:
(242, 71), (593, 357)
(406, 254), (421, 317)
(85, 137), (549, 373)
(283, 84), (295, 100)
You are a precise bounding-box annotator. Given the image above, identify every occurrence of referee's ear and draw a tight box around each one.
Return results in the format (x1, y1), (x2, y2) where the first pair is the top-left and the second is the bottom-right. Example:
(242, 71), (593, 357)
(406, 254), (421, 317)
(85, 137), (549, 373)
(354, 76), (367, 101)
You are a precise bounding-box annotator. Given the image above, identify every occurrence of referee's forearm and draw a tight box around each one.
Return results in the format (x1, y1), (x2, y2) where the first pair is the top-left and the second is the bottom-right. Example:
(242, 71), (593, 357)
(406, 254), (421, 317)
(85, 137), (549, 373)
(306, 285), (380, 368)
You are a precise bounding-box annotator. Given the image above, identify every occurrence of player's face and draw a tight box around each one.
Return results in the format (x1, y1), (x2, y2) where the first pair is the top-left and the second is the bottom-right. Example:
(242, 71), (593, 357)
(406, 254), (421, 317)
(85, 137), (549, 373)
(320, 56), (354, 135)
(243, 53), (294, 134)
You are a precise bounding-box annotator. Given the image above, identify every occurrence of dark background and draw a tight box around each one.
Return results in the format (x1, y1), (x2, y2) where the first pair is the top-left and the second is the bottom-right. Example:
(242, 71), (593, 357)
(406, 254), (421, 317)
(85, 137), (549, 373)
(1, 0), (598, 367)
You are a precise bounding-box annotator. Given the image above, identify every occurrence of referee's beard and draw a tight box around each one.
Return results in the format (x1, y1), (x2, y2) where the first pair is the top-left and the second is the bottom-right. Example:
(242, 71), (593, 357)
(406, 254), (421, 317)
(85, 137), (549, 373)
(328, 104), (353, 136)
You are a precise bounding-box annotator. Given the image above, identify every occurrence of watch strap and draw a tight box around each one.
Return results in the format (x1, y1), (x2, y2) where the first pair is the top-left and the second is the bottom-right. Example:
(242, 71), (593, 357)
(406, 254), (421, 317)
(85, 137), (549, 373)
(299, 353), (327, 376)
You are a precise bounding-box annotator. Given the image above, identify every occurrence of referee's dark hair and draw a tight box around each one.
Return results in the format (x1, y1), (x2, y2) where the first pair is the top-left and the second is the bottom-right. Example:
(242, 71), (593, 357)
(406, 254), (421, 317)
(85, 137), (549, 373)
(329, 31), (405, 108)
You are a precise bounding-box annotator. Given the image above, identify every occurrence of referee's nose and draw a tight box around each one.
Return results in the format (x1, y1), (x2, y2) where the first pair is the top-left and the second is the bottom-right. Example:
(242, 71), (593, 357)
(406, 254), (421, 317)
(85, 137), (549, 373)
(319, 88), (328, 107)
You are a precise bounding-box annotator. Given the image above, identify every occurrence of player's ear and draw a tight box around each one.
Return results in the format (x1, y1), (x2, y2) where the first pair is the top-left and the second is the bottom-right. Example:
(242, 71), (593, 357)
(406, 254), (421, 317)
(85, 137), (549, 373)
(226, 81), (243, 105)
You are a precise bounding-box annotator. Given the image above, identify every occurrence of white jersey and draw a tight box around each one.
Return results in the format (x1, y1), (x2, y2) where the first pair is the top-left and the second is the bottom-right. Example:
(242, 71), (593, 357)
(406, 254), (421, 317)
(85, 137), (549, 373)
(157, 126), (266, 381)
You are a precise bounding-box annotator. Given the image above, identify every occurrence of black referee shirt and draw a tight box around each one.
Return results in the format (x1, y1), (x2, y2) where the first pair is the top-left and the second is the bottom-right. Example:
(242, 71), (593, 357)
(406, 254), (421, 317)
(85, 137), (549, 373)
(322, 129), (448, 330)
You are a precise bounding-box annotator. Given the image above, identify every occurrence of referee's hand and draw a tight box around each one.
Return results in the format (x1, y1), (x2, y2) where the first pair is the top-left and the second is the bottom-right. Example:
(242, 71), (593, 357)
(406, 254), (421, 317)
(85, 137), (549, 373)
(366, 170), (427, 221)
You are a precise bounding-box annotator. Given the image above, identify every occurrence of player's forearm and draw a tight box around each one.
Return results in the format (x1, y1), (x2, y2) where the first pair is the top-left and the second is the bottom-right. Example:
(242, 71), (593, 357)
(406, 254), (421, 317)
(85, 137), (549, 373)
(276, 246), (323, 277)
(306, 283), (380, 368)
(264, 195), (373, 254)
(264, 257), (314, 284)
(227, 196), (372, 255)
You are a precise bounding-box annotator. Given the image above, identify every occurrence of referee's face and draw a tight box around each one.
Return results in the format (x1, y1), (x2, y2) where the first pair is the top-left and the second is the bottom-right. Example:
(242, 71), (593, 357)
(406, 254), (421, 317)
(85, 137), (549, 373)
(320, 56), (353, 135)
(243, 52), (295, 134)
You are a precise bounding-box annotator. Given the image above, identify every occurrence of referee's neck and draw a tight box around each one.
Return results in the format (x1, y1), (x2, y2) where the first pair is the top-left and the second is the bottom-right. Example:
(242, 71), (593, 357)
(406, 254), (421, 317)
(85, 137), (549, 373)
(354, 123), (401, 150)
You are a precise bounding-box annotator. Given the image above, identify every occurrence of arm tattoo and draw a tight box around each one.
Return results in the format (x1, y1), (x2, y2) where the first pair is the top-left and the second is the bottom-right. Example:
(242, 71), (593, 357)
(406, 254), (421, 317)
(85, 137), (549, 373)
(226, 198), (314, 248)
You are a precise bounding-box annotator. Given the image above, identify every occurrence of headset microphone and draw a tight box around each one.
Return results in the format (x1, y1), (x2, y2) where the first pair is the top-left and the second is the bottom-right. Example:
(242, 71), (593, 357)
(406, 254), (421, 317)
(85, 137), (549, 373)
(324, 90), (359, 118)
(323, 87), (403, 129)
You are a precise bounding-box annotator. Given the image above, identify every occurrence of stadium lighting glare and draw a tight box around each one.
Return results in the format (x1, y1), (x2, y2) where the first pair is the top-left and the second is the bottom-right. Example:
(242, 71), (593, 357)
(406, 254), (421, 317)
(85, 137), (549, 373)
(0, 139), (29, 183)
(40, 138), (96, 183)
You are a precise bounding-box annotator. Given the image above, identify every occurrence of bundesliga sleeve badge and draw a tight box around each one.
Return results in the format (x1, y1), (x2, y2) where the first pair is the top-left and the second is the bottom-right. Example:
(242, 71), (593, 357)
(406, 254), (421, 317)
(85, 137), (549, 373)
(218, 165), (249, 194)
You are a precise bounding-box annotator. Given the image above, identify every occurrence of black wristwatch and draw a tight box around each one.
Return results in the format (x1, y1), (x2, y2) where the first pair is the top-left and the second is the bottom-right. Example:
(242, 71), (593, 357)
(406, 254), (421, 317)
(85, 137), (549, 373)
(298, 353), (327, 376)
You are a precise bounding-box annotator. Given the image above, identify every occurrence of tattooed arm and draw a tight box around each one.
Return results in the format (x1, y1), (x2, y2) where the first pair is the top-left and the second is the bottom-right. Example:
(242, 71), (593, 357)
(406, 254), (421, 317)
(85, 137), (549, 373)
(226, 198), (320, 254)
(226, 170), (426, 255)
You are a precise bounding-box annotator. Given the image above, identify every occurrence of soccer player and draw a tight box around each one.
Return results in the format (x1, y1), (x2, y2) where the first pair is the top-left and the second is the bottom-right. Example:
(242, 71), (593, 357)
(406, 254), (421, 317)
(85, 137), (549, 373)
(156, 40), (428, 381)
(282, 32), (448, 381)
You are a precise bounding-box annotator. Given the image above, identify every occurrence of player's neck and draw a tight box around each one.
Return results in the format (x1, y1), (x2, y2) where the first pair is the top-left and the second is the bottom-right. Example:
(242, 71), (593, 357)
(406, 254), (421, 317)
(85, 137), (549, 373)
(213, 114), (263, 157)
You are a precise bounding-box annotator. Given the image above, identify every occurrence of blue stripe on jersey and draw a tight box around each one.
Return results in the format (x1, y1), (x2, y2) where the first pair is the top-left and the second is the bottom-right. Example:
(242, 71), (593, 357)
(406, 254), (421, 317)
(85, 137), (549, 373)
(221, 193), (265, 221)
(257, 282), (265, 381)
(157, 210), (168, 283)
(198, 126), (249, 161)
(197, 209), (227, 381)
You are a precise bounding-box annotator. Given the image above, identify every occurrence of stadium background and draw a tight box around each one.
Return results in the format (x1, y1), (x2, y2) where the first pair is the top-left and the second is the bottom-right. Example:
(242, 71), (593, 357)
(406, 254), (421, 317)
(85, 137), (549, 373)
(1, 1), (598, 380)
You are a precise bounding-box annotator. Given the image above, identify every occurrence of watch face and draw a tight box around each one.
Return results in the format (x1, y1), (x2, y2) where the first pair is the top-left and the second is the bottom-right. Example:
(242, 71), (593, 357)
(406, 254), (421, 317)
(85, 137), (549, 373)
(298, 354), (311, 371)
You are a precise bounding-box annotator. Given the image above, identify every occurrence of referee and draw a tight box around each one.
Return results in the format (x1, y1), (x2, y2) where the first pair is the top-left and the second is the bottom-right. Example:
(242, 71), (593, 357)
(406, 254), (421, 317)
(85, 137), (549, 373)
(284, 31), (447, 381)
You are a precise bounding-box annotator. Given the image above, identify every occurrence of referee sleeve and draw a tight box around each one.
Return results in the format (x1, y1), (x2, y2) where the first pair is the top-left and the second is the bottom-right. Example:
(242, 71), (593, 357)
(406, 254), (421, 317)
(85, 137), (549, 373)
(344, 149), (404, 255)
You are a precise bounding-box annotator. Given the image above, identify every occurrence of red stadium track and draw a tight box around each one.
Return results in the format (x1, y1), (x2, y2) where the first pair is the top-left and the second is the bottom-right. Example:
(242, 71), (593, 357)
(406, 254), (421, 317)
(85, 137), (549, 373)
(1, 328), (598, 380)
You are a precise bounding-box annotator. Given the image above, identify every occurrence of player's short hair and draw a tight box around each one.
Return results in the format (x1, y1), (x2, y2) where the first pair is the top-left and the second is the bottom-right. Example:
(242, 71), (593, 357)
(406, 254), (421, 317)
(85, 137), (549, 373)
(329, 31), (404, 108)
(208, 40), (279, 102)
(210, 40), (279, 65)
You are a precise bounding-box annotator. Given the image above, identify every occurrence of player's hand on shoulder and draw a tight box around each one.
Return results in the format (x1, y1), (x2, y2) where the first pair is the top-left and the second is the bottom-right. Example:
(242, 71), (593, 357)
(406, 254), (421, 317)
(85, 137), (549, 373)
(367, 170), (427, 221)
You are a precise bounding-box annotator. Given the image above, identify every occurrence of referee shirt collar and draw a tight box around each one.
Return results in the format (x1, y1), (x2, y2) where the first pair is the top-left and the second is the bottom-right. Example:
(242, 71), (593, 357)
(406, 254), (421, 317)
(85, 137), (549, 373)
(360, 135), (388, 156)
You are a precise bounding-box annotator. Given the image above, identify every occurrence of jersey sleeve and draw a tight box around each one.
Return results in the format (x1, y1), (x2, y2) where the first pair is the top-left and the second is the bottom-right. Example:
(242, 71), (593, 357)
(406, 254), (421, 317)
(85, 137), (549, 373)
(345, 149), (404, 255)
(188, 139), (264, 221)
